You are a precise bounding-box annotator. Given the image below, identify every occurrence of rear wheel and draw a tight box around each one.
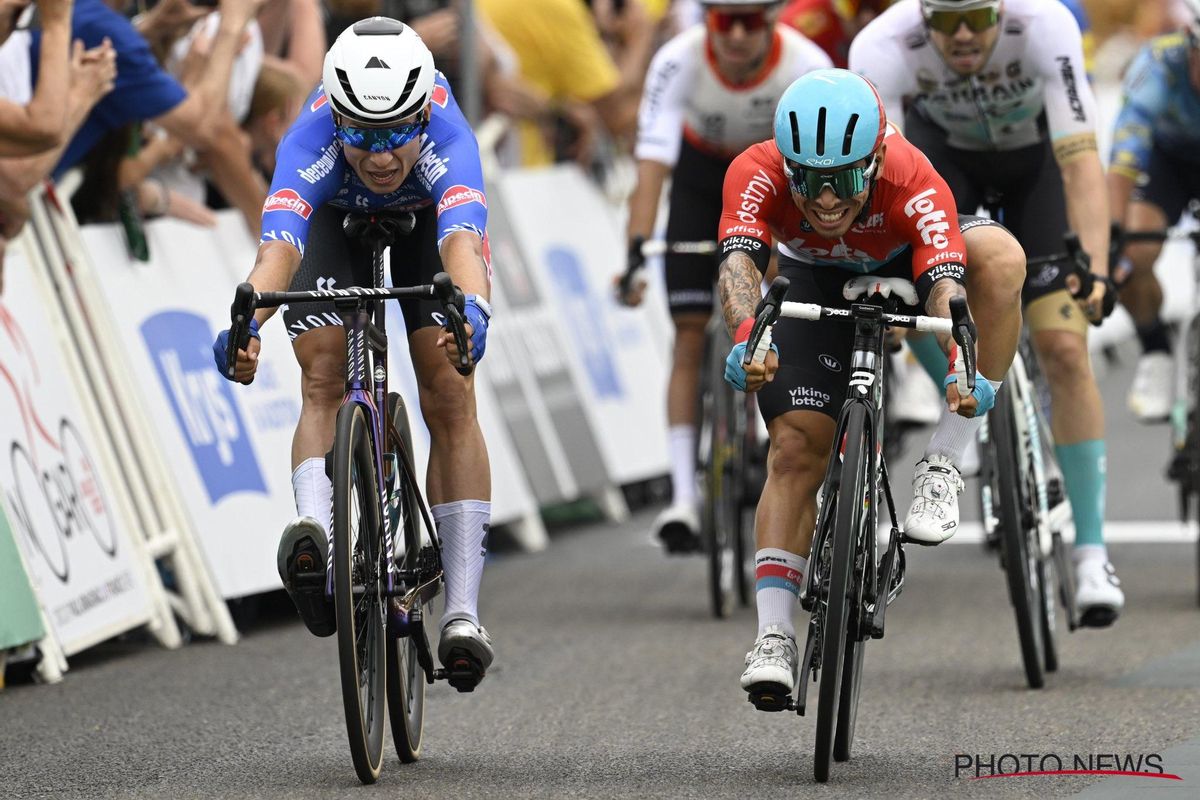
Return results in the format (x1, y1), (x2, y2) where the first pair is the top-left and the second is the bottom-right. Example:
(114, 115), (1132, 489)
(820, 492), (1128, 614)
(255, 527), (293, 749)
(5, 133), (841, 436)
(384, 393), (427, 764)
(815, 404), (869, 782)
(991, 383), (1045, 690)
(333, 403), (387, 783)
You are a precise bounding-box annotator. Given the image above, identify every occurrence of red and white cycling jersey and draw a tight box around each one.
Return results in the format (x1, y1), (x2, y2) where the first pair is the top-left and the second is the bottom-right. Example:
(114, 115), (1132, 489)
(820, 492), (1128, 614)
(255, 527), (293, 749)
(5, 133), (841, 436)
(718, 126), (966, 292)
(635, 24), (831, 166)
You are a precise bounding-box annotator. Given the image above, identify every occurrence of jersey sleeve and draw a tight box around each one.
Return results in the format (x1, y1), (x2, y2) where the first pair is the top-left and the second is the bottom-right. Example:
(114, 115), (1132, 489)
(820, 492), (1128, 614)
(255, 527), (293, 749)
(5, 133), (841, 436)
(1030, 0), (1099, 152)
(847, 24), (911, 134)
(718, 146), (784, 273)
(260, 104), (342, 256)
(1110, 44), (1167, 181)
(634, 35), (694, 167)
(425, 84), (489, 246)
(886, 150), (966, 300)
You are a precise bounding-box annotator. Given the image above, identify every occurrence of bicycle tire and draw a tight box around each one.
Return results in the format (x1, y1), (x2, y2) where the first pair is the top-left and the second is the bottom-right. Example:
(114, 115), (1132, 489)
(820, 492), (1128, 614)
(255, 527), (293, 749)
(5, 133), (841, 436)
(1039, 558), (1059, 673)
(333, 402), (387, 783)
(991, 384), (1045, 689)
(815, 403), (869, 782)
(384, 393), (427, 764)
(702, 323), (737, 619)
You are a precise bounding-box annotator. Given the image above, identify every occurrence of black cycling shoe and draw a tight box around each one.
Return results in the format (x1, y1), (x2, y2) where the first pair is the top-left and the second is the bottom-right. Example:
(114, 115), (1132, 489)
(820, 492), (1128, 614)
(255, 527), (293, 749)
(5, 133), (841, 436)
(276, 517), (336, 637)
(653, 505), (702, 554)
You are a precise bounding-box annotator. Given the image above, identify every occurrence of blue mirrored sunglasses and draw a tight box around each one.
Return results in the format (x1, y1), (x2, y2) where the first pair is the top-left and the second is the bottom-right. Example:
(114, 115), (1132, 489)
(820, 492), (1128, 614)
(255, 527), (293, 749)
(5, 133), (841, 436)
(334, 119), (427, 153)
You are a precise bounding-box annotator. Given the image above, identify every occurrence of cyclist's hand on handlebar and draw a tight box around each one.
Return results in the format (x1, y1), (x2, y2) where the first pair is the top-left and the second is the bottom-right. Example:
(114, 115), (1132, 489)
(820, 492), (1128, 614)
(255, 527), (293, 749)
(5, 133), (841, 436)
(943, 373), (995, 419)
(612, 271), (647, 307)
(213, 318), (261, 384)
(1077, 275), (1116, 325)
(437, 294), (490, 367)
(724, 341), (778, 393)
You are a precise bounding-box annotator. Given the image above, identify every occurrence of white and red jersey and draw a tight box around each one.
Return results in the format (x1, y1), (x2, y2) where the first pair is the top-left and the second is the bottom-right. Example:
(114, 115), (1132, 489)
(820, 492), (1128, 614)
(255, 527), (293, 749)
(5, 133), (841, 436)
(849, 0), (1096, 151)
(635, 24), (832, 166)
(718, 127), (966, 290)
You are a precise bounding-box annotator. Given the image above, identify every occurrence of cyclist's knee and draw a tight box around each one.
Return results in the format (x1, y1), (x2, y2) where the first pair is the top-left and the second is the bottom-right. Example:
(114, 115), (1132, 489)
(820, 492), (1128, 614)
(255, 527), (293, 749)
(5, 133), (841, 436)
(671, 314), (708, 363)
(297, 340), (347, 410)
(965, 225), (1025, 305)
(767, 418), (829, 490)
(418, 369), (478, 436)
(1035, 331), (1091, 387)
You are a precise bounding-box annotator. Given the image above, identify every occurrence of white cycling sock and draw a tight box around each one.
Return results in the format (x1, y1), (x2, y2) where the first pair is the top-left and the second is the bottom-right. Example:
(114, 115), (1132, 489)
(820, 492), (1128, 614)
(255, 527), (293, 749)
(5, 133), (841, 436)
(924, 378), (1002, 468)
(292, 457), (332, 542)
(755, 549), (807, 639)
(433, 500), (490, 628)
(668, 424), (697, 508)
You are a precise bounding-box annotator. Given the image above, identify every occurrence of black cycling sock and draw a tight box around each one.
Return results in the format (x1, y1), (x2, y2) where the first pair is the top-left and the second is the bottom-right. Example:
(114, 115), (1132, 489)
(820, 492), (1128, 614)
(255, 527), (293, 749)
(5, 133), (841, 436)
(1135, 320), (1172, 355)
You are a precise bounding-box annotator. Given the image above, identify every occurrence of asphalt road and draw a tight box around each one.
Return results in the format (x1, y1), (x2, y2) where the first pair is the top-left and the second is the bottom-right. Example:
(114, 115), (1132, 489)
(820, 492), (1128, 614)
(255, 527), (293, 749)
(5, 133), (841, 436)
(2, 346), (1198, 800)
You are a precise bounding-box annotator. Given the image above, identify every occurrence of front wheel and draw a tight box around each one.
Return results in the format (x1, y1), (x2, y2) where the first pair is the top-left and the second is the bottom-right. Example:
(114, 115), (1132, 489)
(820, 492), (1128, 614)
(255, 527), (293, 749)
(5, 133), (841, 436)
(701, 321), (737, 619)
(815, 403), (870, 782)
(385, 393), (427, 763)
(991, 384), (1045, 690)
(332, 402), (387, 784)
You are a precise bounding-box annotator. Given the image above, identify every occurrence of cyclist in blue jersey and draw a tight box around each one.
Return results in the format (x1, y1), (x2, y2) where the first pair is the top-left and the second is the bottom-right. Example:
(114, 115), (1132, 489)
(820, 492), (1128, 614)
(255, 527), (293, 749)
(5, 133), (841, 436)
(1110, 2), (1200, 422)
(213, 18), (496, 676)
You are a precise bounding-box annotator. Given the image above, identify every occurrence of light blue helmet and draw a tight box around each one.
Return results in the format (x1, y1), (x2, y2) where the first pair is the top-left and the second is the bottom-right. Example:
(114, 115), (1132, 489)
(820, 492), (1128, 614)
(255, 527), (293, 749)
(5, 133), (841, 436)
(773, 68), (887, 169)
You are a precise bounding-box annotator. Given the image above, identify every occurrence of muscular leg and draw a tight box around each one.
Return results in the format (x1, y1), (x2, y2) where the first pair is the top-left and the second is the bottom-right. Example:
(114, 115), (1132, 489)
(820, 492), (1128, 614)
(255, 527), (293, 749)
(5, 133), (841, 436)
(666, 312), (708, 506)
(1120, 200), (1170, 341)
(291, 326), (348, 469)
(411, 328), (491, 629)
(964, 223), (1026, 380)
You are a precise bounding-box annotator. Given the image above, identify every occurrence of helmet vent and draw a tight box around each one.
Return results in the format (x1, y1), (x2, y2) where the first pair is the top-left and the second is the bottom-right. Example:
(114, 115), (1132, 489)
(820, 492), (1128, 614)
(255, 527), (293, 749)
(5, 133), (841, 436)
(842, 114), (860, 156)
(815, 107), (827, 156)
(788, 111), (801, 155)
(353, 17), (407, 36)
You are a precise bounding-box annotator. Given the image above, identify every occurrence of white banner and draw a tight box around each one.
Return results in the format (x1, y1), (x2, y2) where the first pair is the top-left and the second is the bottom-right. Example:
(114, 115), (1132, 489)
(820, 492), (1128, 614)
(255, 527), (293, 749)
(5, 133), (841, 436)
(0, 237), (155, 654)
(496, 166), (670, 484)
(79, 216), (301, 598)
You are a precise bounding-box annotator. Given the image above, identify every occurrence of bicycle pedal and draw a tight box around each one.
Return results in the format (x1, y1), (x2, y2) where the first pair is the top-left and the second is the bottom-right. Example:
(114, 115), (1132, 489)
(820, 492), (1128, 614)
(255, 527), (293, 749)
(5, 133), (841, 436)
(436, 652), (485, 692)
(898, 533), (938, 547)
(747, 684), (793, 713)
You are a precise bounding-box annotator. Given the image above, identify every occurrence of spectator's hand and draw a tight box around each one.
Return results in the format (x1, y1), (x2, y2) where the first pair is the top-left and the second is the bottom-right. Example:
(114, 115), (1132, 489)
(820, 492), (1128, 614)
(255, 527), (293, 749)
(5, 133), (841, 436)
(136, 0), (209, 45)
(70, 38), (117, 108)
(558, 102), (600, 167)
(218, 0), (268, 28)
(485, 72), (549, 120)
(409, 9), (459, 55)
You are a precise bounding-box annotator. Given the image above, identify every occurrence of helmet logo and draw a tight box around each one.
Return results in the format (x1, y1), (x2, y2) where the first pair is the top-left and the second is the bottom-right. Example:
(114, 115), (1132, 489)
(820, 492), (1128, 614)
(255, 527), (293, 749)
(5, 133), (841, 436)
(365, 56), (390, 69)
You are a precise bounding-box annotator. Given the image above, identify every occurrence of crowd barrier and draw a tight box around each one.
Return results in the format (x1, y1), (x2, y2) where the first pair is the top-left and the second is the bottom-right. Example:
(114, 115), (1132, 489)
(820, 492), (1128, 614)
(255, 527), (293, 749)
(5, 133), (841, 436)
(1, 154), (673, 683)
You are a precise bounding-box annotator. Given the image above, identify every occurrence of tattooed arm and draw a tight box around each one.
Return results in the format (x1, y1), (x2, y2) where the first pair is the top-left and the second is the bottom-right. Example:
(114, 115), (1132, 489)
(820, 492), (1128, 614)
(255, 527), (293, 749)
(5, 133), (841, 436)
(924, 276), (968, 356)
(718, 251), (764, 337)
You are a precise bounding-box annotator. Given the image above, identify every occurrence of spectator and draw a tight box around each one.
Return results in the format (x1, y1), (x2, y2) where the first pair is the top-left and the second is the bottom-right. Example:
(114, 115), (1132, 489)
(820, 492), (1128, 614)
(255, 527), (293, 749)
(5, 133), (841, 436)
(478, 0), (645, 165)
(0, 0), (73, 156)
(242, 60), (304, 175)
(256, 0), (324, 88)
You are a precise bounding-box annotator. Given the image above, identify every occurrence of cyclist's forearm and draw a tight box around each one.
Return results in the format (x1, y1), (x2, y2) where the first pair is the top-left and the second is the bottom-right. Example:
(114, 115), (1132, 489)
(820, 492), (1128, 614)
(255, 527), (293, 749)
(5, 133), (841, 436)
(626, 160), (670, 243)
(925, 277), (966, 356)
(440, 230), (490, 299)
(245, 241), (303, 325)
(1059, 150), (1111, 277)
(718, 251), (762, 337)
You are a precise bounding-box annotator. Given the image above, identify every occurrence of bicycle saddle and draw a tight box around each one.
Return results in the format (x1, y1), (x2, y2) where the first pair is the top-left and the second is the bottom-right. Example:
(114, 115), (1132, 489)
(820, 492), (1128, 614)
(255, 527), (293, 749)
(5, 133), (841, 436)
(842, 276), (918, 307)
(342, 210), (417, 246)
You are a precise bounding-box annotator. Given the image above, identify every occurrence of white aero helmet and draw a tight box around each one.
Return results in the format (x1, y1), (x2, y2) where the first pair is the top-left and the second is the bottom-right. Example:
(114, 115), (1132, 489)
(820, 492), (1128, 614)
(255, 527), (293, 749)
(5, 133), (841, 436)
(322, 17), (436, 126)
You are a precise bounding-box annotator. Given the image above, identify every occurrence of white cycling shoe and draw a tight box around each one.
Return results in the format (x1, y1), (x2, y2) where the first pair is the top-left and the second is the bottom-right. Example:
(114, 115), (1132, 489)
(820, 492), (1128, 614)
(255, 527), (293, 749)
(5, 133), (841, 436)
(904, 455), (964, 544)
(1074, 558), (1124, 628)
(740, 625), (798, 712)
(1128, 352), (1173, 423)
(652, 503), (701, 554)
(438, 618), (495, 689)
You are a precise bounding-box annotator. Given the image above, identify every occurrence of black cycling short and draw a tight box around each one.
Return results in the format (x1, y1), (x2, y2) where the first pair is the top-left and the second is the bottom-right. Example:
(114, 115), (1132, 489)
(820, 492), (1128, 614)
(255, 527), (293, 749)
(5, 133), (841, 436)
(757, 214), (1003, 424)
(663, 139), (732, 315)
(904, 107), (1070, 304)
(281, 203), (445, 341)
(1131, 144), (1200, 222)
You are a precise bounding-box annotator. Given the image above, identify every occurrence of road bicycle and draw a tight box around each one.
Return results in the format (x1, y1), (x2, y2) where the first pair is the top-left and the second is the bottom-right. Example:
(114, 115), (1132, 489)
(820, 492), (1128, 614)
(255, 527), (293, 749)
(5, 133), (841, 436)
(1121, 208), (1200, 605)
(621, 239), (761, 618)
(744, 275), (976, 783)
(224, 211), (477, 784)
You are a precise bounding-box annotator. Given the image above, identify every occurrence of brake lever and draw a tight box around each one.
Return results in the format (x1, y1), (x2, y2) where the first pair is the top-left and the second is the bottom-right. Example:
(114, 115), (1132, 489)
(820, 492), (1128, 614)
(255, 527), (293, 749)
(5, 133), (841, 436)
(948, 295), (976, 395)
(226, 282), (256, 380)
(432, 272), (472, 376)
(744, 276), (789, 367)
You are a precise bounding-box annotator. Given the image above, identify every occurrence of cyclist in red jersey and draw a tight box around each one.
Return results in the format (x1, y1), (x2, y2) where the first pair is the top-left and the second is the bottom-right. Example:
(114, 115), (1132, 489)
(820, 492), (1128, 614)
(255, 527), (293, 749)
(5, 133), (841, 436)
(778, 0), (891, 66)
(720, 69), (1025, 698)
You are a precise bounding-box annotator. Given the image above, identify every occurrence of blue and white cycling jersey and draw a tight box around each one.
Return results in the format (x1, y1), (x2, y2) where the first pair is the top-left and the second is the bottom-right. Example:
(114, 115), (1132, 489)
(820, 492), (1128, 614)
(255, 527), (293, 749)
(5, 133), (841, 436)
(261, 73), (487, 256)
(1111, 32), (1200, 180)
